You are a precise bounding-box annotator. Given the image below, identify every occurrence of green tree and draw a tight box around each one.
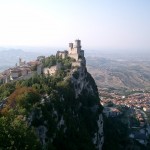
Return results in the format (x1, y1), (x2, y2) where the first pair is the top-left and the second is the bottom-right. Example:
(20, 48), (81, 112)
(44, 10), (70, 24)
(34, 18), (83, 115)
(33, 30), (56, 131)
(0, 115), (41, 150)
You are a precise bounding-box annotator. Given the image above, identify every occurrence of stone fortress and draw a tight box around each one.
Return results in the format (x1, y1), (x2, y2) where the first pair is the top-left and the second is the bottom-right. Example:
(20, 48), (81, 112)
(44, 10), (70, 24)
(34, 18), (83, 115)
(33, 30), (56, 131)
(56, 39), (86, 66)
(56, 39), (84, 59)
(44, 39), (86, 75)
(0, 39), (85, 83)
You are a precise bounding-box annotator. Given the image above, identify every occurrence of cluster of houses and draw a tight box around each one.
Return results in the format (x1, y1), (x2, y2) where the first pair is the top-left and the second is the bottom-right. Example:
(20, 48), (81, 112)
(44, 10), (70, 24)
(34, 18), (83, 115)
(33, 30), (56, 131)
(0, 57), (43, 84)
(100, 88), (150, 113)
(100, 88), (150, 145)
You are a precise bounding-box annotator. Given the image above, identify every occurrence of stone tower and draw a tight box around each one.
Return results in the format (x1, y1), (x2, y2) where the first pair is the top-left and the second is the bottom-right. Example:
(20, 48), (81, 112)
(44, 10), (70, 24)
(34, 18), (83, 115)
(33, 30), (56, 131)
(68, 39), (82, 61)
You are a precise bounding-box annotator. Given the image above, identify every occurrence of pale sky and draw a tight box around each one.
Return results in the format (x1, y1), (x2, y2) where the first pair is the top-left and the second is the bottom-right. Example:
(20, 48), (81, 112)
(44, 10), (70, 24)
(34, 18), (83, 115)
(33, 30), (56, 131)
(0, 0), (150, 51)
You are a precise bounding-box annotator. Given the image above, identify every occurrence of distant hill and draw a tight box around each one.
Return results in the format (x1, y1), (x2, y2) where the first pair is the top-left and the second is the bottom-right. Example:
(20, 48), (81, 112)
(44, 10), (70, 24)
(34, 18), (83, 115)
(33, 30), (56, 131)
(0, 47), (64, 72)
(87, 57), (150, 90)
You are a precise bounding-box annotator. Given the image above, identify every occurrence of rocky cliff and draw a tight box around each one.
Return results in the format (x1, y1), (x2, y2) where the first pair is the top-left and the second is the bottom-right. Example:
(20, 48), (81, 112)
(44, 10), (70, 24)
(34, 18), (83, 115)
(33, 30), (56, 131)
(71, 66), (104, 149)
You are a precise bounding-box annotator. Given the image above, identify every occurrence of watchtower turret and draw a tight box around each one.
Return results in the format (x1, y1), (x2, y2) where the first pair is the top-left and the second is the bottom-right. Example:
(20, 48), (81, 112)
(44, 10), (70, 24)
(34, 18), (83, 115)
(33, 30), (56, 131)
(74, 39), (81, 49)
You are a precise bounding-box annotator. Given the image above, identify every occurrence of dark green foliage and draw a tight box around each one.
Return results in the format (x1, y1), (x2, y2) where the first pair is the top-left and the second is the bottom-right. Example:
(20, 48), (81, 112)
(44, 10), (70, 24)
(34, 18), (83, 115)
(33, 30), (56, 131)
(29, 74), (101, 150)
(0, 115), (41, 150)
(42, 55), (57, 67)
(103, 116), (130, 150)
(0, 87), (42, 149)
(0, 82), (15, 101)
(73, 71), (79, 79)
(58, 56), (73, 70)
(42, 55), (72, 70)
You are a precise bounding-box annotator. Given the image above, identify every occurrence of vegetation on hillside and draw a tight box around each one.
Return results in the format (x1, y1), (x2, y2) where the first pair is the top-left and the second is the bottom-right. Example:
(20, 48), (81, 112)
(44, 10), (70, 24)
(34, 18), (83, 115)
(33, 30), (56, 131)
(0, 55), (102, 150)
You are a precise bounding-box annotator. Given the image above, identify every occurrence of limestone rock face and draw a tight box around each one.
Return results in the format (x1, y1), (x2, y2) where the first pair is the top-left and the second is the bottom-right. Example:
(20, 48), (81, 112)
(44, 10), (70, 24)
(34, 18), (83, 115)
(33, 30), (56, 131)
(71, 66), (104, 150)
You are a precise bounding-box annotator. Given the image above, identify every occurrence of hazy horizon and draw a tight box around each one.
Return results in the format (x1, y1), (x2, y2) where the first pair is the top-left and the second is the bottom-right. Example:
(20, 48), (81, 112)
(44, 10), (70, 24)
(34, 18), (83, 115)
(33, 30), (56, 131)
(0, 0), (150, 53)
(0, 45), (150, 55)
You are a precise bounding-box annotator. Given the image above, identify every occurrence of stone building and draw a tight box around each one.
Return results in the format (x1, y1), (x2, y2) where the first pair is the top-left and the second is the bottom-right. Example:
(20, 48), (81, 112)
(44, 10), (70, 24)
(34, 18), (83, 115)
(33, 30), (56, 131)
(56, 50), (68, 59)
(43, 66), (57, 76)
(43, 63), (61, 76)
(0, 58), (42, 83)
(56, 39), (86, 68)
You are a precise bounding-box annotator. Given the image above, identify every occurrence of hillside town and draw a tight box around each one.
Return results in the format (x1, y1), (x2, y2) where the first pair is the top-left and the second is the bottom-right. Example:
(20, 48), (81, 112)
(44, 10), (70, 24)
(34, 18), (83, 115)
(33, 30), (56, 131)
(0, 57), (43, 84)
(0, 39), (85, 84)
(100, 87), (150, 145)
